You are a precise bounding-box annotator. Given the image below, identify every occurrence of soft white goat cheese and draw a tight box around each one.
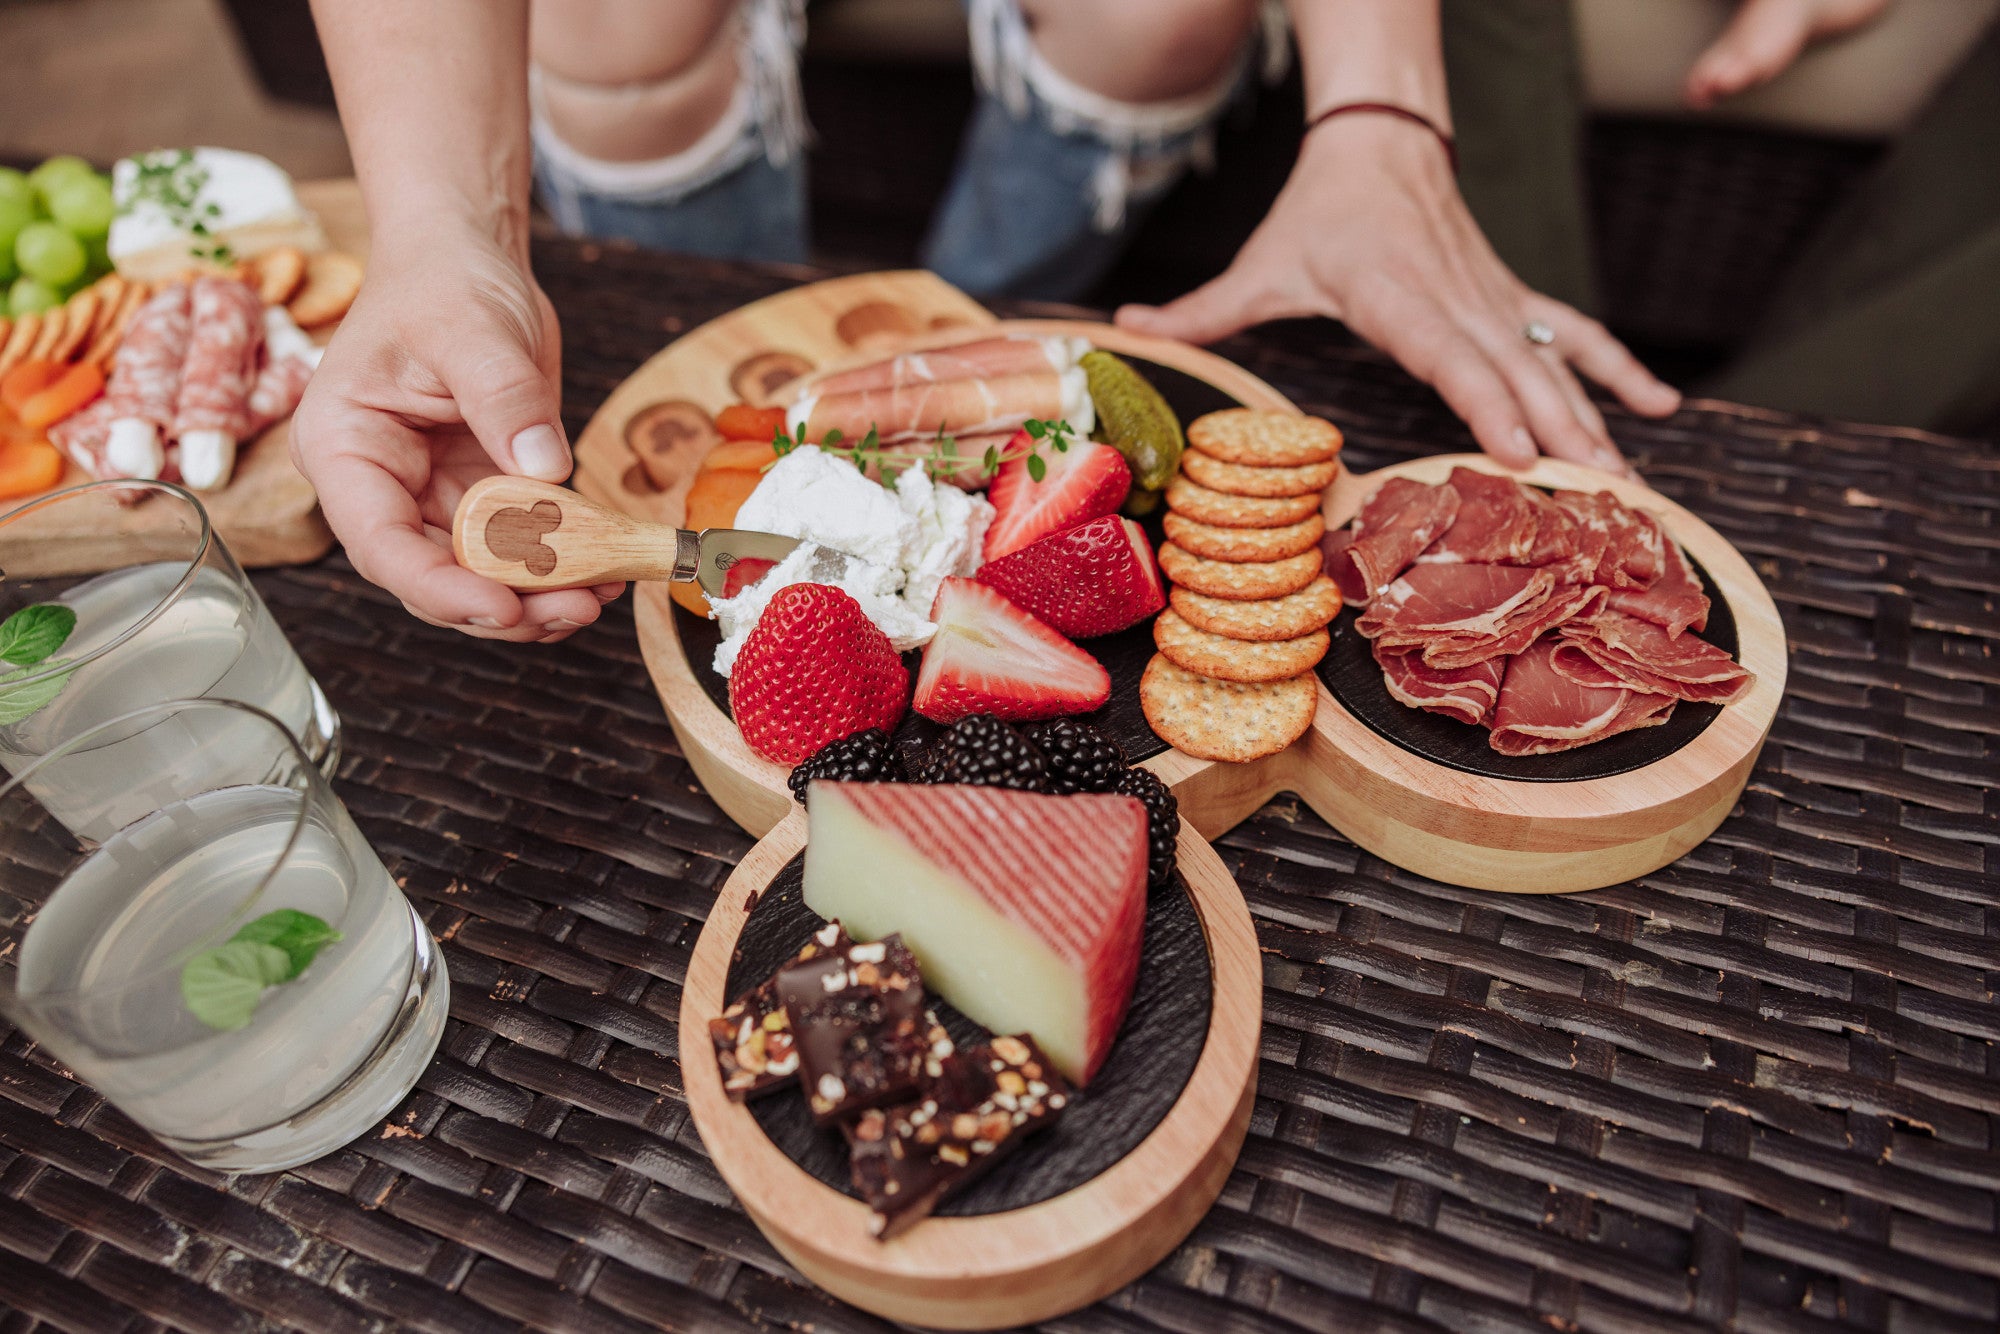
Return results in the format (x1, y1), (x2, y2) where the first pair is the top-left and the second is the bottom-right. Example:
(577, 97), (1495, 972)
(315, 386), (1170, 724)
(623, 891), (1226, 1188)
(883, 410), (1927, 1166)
(709, 446), (991, 677)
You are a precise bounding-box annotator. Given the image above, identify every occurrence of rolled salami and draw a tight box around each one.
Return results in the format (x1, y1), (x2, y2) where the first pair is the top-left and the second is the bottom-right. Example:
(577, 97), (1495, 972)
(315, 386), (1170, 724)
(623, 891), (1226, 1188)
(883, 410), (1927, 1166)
(101, 283), (195, 480)
(173, 277), (265, 490)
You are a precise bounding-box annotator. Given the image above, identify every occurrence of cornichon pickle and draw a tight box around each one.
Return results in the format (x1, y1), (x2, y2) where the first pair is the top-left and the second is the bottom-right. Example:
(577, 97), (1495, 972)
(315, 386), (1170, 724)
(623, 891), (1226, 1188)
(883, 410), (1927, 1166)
(1083, 350), (1183, 491)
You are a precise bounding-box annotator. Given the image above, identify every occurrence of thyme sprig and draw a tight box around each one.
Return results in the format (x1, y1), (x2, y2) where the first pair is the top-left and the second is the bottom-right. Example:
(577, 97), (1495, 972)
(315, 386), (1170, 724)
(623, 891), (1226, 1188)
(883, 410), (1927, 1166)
(768, 416), (1076, 485)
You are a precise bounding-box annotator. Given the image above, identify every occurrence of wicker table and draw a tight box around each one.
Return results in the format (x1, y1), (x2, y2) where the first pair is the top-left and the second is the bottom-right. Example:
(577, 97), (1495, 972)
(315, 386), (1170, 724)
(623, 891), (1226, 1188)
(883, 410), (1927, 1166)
(4, 239), (1997, 1334)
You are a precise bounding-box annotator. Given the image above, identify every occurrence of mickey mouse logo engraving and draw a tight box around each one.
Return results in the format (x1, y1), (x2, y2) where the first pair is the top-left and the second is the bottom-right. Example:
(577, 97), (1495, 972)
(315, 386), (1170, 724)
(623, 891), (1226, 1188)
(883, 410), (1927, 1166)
(485, 500), (564, 577)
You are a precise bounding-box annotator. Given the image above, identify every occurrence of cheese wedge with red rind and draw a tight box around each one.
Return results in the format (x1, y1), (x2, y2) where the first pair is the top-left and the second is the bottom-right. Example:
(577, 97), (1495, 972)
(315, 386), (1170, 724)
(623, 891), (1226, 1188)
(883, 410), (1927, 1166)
(803, 781), (1149, 1084)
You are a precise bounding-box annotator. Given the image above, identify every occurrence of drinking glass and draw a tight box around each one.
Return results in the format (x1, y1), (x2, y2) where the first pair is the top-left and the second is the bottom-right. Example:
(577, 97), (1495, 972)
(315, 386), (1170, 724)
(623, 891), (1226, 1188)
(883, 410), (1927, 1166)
(0, 699), (448, 1173)
(0, 479), (339, 840)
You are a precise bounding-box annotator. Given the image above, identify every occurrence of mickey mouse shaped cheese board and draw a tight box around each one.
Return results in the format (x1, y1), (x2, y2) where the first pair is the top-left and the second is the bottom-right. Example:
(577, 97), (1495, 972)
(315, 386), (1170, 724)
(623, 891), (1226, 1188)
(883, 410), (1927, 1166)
(455, 270), (1784, 1328)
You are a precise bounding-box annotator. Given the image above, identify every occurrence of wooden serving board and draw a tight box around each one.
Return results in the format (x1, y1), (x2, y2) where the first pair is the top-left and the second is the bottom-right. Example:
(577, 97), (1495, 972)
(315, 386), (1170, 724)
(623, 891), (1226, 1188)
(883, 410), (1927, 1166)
(0, 178), (366, 577)
(678, 810), (1259, 1330)
(571, 271), (1786, 895)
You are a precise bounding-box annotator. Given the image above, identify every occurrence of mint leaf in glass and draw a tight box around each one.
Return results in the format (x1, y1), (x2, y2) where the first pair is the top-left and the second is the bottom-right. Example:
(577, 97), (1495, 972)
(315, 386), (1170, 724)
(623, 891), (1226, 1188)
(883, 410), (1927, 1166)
(181, 941), (293, 1031)
(229, 909), (342, 980)
(0, 659), (72, 726)
(0, 604), (76, 666)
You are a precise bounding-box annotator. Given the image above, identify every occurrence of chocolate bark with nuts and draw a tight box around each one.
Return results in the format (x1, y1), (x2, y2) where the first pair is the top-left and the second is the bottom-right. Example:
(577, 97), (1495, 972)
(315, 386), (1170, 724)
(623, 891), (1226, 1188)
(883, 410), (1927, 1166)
(775, 934), (952, 1124)
(848, 1033), (1071, 1238)
(710, 921), (850, 1101)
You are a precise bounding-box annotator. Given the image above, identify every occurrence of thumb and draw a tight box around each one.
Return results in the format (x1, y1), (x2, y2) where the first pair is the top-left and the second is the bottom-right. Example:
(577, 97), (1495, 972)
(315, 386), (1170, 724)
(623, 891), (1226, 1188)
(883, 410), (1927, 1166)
(452, 341), (572, 483)
(1685, 0), (1809, 106)
(1116, 267), (1270, 347)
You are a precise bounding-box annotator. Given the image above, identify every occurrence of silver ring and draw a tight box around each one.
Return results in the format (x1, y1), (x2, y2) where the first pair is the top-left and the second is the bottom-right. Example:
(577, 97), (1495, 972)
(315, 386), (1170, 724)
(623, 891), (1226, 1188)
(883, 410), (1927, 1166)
(1523, 321), (1556, 346)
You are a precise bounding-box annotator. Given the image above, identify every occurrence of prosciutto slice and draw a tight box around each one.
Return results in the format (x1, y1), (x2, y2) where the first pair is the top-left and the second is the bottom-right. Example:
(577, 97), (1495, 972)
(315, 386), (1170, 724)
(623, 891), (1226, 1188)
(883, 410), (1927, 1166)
(1558, 609), (1754, 704)
(1357, 564), (1555, 640)
(1421, 467), (1541, 564)
(1328, 476), (1461, 606)
(1556, 490), (1661, 589)
(1604, 531), (1709, 637)
(1489, 638), (1677, 756)
(812, 336), (1064, 396)
(794, 371), (1066, 444)
(1376, 643), (1505, 725)
(1420, 582), (1605, 670)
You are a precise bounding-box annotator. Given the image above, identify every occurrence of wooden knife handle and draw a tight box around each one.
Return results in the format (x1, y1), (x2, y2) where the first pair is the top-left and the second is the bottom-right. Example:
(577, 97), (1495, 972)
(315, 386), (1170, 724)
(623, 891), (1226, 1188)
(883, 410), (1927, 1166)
(451, 475), (689, 590)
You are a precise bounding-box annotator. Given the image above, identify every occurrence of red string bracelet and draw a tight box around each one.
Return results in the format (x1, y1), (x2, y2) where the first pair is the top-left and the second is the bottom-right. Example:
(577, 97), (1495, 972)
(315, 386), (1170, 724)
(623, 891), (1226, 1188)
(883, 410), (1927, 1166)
(1305, 102), (1459, 173)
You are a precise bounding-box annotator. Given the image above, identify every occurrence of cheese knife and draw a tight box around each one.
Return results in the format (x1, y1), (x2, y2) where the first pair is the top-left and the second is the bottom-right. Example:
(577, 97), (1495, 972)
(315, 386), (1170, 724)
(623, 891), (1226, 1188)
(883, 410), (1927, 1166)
(451, 475), (848, 597)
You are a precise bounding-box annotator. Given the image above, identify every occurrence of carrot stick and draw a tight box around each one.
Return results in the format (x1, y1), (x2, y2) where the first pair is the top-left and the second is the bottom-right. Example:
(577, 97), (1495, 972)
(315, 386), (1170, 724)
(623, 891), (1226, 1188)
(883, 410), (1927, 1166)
(0, 361), (64, 416)
(0, 439), (66, 499)
(17, 362), (106, 431)
(714, 404), (787, 441)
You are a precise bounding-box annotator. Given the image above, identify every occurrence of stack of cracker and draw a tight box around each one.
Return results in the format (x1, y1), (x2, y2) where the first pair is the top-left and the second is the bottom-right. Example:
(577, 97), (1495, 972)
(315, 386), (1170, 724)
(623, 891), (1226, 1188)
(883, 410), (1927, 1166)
(1139, 409), (1343, 763)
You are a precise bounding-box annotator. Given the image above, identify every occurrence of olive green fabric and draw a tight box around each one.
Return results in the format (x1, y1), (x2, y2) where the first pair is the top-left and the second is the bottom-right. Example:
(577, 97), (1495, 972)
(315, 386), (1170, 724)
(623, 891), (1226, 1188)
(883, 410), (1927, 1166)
(1700, 24), (2000, 432)
(1440, 0), (1598, 315)
(1441, 3), (2000, 434)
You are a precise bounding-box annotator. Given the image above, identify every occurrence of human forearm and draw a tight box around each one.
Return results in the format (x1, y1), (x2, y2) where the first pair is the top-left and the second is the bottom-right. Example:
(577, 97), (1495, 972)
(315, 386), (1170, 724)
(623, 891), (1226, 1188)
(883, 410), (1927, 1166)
(1288, 0), (1452, 128)
(309, 0), (535, 264)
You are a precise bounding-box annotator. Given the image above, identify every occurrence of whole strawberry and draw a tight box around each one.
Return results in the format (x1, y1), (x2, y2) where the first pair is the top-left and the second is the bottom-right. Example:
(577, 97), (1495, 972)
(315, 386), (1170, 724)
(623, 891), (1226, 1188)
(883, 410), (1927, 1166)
(730, 584), (909, 765)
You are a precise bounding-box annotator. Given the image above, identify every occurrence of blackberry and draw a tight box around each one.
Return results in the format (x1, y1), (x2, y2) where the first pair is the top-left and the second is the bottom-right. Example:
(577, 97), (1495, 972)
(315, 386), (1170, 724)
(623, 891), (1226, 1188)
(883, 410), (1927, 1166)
(1112, 766), (1180, 887)
(928, 715), (1047, 791)
(787, 729), (904, 803)
(1021, 719), (1126, 795)
(903, 741), (953, 785)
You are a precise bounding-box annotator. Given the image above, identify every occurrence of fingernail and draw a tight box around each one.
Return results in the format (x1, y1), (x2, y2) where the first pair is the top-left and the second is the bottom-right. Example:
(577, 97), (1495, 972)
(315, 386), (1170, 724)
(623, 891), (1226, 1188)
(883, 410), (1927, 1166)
(546, 618), (584, 633)
(1595, 446), (1626, 471)
(512, 424), (570, 481)
(1509, 427), (1536, 464)
(469, 616), (503, 629)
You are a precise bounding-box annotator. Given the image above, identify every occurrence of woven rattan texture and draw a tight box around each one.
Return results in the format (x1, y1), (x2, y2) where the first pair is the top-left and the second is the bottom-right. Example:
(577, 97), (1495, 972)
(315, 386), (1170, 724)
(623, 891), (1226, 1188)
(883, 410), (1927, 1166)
(2, 243), (1996, 1334)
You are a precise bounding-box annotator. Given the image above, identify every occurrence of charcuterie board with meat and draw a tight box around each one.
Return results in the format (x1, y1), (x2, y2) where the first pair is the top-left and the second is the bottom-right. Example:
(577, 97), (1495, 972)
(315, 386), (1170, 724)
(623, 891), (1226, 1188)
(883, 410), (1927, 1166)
(570, 270), (1784, 897)
(0, 173), (367, 577)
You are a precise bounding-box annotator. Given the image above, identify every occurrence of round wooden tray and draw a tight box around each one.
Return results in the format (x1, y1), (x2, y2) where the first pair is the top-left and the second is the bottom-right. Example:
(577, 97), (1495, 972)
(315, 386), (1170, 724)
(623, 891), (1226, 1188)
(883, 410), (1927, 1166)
(571, 270), (1787, 898)
(677, 811), (1260, 1330)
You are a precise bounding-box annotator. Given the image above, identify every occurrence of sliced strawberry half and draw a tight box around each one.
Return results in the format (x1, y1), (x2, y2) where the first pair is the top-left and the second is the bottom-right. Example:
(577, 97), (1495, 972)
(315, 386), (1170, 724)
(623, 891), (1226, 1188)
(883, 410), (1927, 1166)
(982, 430), (1132, 562)
(976, 515), (1164, 638)
(914, 578), (1111, 724)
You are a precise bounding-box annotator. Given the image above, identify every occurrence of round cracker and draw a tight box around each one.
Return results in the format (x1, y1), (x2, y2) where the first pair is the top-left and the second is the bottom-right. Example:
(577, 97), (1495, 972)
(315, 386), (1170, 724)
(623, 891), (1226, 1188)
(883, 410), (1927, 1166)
(50, 289), (97, 362)
(1181, 449), (1338, 498)
(1154, 609), (1328, 683)
(1170, 576), (1341, 642)
(1158, 542), (1321, 601)
(253, 246), (308, 305)
(1163, 512), (1323, 563)
(288, 250), (364, 327)
(1140, 654), (1318, 763)
(25, 304), (67, 362)
(1187, 408), (1342, 466)
(1165, 477), (1321, 529)
(0, 313), (41, 376)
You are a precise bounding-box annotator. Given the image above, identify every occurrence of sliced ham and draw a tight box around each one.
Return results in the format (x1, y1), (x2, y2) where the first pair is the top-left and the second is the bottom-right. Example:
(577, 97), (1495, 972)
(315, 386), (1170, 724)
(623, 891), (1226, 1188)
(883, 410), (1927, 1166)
(1420, 467), (1541, 564)
(1323, 527), (1365, 604)
(1559, 609), (1754, 704)
(1420, 582), (1606, 670)
(1357, 564), (1555, 640)
(1376, 643), (1506, 726)
(812, 336), (1064, 396)
(1334, 477), (1461, 604)
(1604, 530), (1708, 636)
(794, 371), (1065, 445)
(1489, 637), (1677, 756)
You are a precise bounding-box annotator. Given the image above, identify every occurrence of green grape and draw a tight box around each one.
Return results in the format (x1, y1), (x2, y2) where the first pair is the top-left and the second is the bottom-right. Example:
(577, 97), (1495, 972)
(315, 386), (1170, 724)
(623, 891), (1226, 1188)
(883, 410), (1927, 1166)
(83, 234), (111, 278)
(0, 194), (32, 252)
(9, 277), (60, 316)
(28, 156), (95, 211)
(15, 222), (86, 288)
(0, 169), (29, 211)
(0, 248), (16, 287)
(48, 176), (114, 240)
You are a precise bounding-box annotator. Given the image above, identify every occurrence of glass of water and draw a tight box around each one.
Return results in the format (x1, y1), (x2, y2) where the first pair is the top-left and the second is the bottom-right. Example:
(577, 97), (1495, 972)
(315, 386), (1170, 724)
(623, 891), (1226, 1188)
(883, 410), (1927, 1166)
(0, 698), (448, 1173)
(0, 479), (339, 840)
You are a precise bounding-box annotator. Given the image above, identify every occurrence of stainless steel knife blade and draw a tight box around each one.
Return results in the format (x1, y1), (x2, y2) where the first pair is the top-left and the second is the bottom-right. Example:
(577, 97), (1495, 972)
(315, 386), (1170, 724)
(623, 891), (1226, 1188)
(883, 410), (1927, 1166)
(692, 529), (858, 600)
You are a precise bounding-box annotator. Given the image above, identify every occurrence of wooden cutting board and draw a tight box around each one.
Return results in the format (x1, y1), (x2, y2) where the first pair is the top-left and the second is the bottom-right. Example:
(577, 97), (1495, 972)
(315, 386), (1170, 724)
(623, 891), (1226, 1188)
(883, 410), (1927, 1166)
(568, 270), (1787, 897)
(0, 177), (365, 577)
(678, 809), (1259, 1330)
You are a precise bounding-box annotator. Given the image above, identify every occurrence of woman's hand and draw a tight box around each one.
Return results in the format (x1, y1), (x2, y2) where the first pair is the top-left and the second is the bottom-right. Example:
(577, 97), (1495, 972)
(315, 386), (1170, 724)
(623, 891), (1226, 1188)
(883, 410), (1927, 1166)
(1685, 0), (1892, 109)
(290, 222), (623, 642)
(1116, 113), (1680, 472)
